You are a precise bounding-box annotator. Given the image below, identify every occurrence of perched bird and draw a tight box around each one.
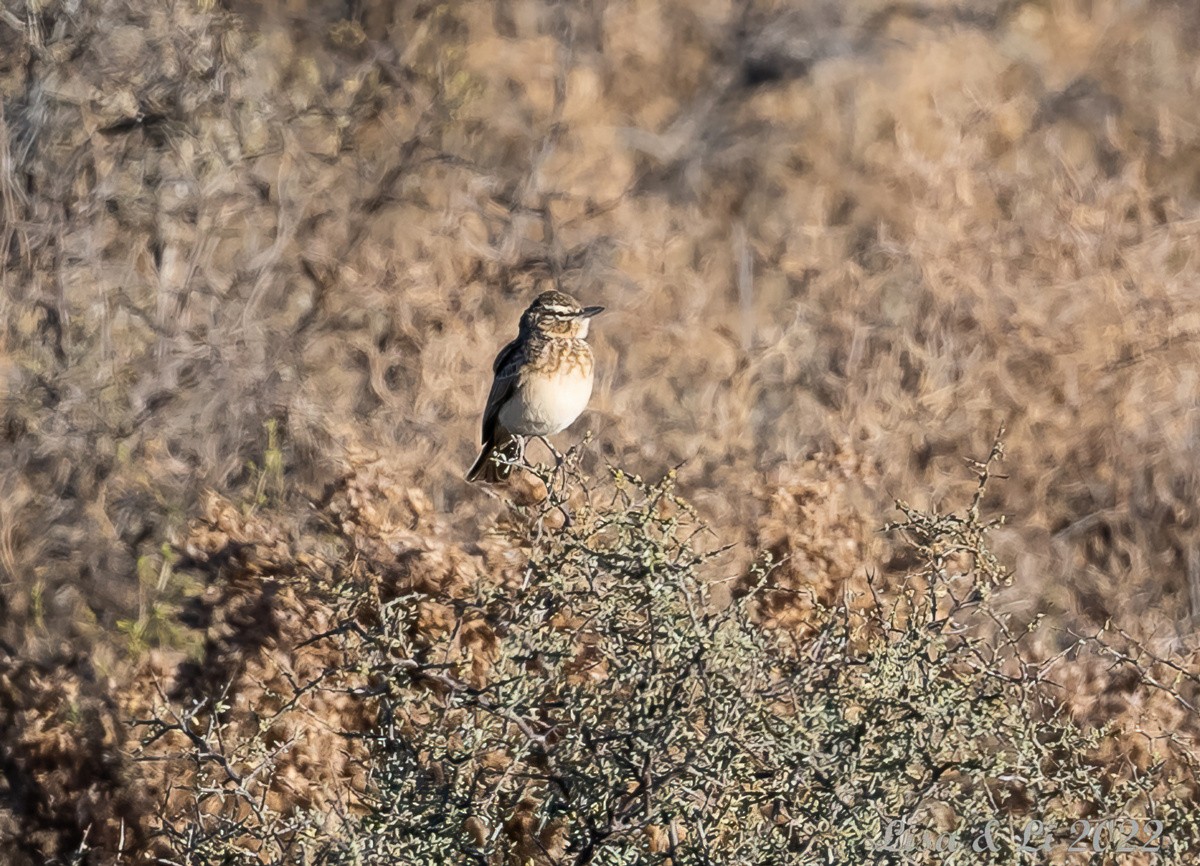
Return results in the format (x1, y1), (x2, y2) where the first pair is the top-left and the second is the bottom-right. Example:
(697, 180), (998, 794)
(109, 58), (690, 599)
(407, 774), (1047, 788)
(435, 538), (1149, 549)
(467, 290), (604, 483)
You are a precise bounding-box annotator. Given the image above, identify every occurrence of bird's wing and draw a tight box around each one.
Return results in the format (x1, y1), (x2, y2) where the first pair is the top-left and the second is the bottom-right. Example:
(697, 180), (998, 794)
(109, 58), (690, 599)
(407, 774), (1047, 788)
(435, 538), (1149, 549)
(493, 335), (519, 373)
(480, 339), (523, 444)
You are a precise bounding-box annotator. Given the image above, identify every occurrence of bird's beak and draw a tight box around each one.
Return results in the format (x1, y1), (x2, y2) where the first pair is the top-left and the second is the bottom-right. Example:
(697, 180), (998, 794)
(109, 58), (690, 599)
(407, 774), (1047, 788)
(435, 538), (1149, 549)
(580, 306), (604, 318)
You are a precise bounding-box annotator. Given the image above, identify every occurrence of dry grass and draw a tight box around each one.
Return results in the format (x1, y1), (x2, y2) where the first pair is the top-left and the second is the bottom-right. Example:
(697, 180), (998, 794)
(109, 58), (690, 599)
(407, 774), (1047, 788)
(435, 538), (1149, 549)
(4, 0), (1200, 860)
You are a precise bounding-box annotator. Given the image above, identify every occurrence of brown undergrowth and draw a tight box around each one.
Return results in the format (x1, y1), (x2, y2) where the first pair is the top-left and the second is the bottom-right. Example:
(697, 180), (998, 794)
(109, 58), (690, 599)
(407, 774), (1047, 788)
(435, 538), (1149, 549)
(126, 440), (1200, 862)
(3, 0), (1200, 861)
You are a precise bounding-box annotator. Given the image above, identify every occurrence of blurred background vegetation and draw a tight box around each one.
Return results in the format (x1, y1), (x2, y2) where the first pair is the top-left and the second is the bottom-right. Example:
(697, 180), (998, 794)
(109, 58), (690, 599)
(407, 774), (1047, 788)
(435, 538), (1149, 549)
(2, 0), (1200, 862)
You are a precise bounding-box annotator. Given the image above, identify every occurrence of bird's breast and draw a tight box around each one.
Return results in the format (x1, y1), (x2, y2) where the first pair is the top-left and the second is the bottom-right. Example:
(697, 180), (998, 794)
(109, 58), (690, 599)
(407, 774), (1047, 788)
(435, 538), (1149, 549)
(500, 350), (595, 436)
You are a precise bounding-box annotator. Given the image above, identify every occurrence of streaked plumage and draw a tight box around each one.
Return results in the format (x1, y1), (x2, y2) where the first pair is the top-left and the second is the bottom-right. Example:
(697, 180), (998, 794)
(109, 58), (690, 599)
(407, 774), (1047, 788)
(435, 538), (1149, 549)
(467, 291), (603, 483)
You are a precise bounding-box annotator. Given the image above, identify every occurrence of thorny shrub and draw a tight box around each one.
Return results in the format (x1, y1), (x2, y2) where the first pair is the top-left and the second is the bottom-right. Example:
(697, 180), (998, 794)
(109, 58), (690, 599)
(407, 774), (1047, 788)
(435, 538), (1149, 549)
(138, 436), (1200, 864)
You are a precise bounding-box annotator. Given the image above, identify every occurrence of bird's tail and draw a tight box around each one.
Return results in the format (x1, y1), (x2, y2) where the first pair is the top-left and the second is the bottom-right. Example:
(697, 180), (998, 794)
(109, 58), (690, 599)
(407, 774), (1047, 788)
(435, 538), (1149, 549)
(466, 432), (521, 483)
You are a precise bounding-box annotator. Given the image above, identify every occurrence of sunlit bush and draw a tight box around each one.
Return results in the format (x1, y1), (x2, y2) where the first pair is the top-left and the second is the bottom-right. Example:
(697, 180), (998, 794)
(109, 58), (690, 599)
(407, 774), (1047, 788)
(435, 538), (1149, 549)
(144, 440), (1199, 864)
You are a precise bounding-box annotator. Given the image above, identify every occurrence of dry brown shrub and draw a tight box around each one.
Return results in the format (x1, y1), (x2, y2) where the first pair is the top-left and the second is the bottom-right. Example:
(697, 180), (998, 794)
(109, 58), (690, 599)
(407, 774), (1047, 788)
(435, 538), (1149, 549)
(3, 0), (1200, 859)
(743, 441), (884, 634)
(5, 0), (1200, 644)
(131, 488), (368, 833)
(0, 649), (149, 865)
(124, 444), (512, 852)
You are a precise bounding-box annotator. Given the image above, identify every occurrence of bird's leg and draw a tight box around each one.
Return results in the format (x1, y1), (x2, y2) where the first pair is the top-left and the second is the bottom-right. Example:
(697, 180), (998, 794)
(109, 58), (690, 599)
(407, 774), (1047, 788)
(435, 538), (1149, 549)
(527, 435), (570, 526)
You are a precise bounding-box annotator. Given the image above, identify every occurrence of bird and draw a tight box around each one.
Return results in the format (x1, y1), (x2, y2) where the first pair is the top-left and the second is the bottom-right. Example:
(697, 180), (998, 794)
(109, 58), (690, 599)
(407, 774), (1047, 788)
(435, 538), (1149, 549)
(467, 290), (604, 483)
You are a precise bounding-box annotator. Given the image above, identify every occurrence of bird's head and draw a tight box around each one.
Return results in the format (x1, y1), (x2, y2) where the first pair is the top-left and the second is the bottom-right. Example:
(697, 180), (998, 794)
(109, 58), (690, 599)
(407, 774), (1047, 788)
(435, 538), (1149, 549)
(521, 290), (604, 338)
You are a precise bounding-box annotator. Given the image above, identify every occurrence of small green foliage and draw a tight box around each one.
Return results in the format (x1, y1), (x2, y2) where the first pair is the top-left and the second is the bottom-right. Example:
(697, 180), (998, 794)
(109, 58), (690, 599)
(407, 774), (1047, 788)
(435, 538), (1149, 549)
(244, 418), (286, 511)
(118, 544), (201, 656)
(147, 437), (1200, 864)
